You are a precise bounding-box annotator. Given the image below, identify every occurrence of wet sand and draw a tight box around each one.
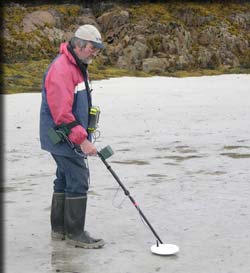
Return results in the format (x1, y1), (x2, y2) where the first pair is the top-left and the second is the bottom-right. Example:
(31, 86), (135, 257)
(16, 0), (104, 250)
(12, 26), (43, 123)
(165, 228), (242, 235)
(4, 75), (250, 273)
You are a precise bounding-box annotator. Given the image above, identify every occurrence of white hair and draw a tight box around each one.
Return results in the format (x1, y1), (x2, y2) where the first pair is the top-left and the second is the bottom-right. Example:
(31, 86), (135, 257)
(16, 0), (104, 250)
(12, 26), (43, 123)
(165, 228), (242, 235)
(70, 37), (88, 49)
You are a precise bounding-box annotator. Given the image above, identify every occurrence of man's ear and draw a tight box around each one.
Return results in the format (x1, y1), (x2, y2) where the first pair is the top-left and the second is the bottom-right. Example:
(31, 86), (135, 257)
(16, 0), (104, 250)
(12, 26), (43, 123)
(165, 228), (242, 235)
(76, 40), (83, 49)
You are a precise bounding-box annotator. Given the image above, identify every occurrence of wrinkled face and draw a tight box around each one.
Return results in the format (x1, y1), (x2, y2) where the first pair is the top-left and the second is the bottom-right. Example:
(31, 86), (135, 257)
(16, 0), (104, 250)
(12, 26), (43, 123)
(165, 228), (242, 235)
(76, 42), (100, 64)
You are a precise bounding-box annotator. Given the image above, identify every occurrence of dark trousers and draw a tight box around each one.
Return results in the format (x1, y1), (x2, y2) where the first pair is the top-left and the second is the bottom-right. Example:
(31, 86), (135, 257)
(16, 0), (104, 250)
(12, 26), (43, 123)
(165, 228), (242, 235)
(51, 154), (90, 197)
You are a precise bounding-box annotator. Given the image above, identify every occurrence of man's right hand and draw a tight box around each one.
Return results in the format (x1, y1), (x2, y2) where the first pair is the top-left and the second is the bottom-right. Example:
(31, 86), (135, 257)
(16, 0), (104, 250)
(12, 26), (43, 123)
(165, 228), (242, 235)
(80, 139), (97, 156)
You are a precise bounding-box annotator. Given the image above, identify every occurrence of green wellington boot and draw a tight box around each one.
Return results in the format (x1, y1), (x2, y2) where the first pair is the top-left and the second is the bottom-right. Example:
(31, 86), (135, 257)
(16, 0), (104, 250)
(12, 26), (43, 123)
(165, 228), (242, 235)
(64, 196), (105, 249)
(50, 192), (65, 240)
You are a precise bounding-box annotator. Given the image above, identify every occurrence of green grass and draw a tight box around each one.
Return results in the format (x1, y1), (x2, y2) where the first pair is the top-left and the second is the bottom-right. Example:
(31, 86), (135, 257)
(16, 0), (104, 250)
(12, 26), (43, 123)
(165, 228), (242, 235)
(3, 60), (50, 94)
(3, 60), (249, 94)
(2, 60), (151, 94)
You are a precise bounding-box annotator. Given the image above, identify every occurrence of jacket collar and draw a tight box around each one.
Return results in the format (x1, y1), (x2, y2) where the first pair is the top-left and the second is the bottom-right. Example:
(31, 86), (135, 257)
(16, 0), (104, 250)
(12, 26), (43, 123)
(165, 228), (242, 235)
(59, 42), (77, 65)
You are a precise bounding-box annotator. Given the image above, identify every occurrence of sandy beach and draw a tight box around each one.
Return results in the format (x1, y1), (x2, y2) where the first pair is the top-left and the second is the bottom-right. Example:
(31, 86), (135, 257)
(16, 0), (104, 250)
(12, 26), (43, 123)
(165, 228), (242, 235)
(4, 74), (250, 273)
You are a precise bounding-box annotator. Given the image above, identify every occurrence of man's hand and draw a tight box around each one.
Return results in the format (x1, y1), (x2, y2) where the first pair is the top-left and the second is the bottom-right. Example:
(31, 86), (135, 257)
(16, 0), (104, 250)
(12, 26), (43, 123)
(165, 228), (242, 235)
(80, 138), (97, 156)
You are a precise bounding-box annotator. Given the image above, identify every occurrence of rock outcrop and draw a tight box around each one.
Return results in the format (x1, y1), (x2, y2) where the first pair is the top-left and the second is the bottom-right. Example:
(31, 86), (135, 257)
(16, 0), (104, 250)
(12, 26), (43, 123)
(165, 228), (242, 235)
(3, 2), (250, 73)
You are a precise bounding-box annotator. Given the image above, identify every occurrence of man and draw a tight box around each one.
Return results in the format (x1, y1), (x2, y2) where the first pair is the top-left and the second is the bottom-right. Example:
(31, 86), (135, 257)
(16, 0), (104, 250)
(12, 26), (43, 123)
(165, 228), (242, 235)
(39, 24), (105, 249)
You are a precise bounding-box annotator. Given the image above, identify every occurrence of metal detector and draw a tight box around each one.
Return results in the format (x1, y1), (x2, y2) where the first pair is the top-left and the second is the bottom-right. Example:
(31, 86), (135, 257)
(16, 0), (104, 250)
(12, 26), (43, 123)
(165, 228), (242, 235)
(98, 145), (179, 256)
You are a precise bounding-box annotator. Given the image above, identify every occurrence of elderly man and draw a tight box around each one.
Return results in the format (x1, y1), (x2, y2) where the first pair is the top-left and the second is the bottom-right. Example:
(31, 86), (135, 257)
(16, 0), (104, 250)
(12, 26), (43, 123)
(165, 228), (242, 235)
(39, 25), (105, 249)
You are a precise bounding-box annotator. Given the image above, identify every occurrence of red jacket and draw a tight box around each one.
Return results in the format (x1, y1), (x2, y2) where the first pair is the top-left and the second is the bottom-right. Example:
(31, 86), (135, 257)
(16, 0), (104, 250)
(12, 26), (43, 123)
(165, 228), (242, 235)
(40, 42), (90, 156)
(45, 42), (88, 145)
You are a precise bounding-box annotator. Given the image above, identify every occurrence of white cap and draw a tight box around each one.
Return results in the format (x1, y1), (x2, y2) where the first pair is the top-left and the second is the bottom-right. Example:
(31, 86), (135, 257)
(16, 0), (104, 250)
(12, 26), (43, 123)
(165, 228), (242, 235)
(74, 24), (104, 49)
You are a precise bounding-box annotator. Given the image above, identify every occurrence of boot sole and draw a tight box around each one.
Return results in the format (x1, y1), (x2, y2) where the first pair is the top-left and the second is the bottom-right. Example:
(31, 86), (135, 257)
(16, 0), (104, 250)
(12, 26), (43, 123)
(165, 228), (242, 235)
(51, 231), (65, 241)
(66, 238), (105, 249)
